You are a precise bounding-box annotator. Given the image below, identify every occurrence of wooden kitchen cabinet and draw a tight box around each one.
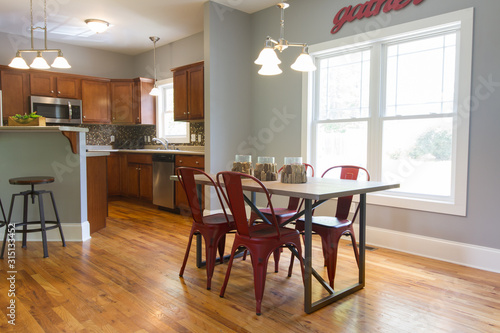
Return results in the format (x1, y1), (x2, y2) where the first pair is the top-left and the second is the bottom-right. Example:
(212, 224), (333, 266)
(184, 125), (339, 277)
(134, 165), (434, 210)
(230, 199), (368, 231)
(171, 61), (204, 121)
(133, 77), (156, 125)
(82, 78), (111, 124)
(110, 80), (135, 124)
(107, 153), (122, 196)
(30, 72), (81, 99)
(125, 153), (153, 201)
(87, 155), (108, 234)
(175, 154), (205, 211)
(0, 68), (30, 120)
(110, 78), (156, 125)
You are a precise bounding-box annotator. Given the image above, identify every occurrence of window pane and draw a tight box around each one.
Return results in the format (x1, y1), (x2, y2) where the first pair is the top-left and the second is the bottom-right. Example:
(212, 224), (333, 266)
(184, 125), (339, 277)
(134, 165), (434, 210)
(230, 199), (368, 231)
(318, 50), (370, 120)
(159, 83), (188, 138)
(385, 33), (456, 116)
(381, 118), (453, 197)
(315, 122), (367, 175)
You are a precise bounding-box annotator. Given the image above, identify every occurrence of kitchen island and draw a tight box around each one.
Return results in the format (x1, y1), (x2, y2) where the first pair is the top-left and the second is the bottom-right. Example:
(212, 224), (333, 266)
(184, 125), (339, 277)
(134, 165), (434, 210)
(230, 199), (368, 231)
(0, 126), (92, 242)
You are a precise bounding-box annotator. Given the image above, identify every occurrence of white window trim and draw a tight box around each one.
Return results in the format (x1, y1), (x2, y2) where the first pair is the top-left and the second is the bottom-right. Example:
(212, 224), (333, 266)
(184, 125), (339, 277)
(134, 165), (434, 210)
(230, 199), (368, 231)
(156, 78), (190, 144)
(301, 8), (474, 216)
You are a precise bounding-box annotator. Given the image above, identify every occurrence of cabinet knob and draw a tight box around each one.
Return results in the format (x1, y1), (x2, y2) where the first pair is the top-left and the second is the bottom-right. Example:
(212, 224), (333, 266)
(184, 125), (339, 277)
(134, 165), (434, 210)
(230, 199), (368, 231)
(183, 112), (187, 115)
(178, 160), (183, 163)
(51, 90), (54, 93)
(187, 112), (190, 115)
(58, 91), (61, 94)
(83, 116), (86, 119)
(195, 161), (199, 165)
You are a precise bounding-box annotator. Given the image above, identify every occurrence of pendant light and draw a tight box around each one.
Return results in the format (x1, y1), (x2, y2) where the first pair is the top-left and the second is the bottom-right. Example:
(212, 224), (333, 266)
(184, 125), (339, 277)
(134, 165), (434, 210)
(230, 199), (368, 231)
(8, 0), (71, 70)
(149, 36), (160, 96)
(255, 1), (316, 75)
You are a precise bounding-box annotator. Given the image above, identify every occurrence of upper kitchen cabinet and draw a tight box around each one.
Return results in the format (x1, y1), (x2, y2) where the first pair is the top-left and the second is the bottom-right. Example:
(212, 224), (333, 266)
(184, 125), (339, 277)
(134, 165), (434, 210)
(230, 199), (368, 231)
(30, 72), (81, 99)
(82, 78), (111, 124)
(0, 67), (30, 119)
(110, 78), (155, 125)
(171, 61), (204, 121)
(110, 79), (134, 124)
(133, 77), (156, 125)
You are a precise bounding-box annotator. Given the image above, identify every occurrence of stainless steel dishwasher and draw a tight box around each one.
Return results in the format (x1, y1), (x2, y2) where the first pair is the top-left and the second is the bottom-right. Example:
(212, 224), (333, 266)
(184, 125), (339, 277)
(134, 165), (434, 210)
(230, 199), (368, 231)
(152, 154), (176, 210)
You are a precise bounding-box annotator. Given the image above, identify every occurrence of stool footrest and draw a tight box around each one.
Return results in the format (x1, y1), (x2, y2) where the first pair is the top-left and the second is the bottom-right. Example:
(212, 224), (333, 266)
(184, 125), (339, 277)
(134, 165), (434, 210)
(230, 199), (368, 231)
(9, 221), (61, 233)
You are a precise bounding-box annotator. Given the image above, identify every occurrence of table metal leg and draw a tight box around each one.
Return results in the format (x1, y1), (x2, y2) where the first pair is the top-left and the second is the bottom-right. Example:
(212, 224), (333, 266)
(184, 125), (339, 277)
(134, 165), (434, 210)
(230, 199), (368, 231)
(303, 193), (367, 313)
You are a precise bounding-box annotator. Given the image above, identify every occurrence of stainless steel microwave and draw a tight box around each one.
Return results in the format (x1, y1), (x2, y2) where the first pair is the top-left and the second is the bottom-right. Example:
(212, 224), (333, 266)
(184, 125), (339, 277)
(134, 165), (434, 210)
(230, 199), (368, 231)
(30, 96), (82, 124)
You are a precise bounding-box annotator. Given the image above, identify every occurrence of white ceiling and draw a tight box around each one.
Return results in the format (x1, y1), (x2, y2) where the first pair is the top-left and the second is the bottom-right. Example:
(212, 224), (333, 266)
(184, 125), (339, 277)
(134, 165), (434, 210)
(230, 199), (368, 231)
(0, 0), (279, 56)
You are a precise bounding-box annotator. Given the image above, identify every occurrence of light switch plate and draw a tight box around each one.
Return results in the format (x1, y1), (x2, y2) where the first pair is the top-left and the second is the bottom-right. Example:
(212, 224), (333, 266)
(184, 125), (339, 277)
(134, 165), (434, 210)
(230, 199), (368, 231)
(191, 134), (196, 142)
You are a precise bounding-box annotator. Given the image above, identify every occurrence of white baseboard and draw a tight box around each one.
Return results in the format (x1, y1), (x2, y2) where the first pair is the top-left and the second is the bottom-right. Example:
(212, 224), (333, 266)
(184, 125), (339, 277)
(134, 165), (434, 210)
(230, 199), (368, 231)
(353, 224), (500, 274)
(12, 221), (91, 242)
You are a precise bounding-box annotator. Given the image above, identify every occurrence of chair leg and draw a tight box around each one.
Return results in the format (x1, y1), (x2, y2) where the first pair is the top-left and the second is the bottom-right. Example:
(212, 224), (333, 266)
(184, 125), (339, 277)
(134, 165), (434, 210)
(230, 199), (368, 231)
(218, 234), (226, 264)
(347, 227), (360, 267)
(273, 248), (281, 273)
(0, 194), (17, 259)
(49, 191), (65, 247)
(179, 226), (196, 277)
(204, 231), (223, 290)
(219, 241), (240, 298)
(249, 246), (271, 316)
(37, 193), (49, 258)
(320, 233), (339, 289)
(22, 193), (28, 249)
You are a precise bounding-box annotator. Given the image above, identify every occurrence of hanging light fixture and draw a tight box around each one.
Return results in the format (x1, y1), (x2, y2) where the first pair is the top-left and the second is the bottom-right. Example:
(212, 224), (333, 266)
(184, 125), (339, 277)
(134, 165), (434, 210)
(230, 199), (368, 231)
(255, 1), (316, 75)
(8, 0), (71, 70)
(85, 19), (110, 34)
(149, 36), (160, 96)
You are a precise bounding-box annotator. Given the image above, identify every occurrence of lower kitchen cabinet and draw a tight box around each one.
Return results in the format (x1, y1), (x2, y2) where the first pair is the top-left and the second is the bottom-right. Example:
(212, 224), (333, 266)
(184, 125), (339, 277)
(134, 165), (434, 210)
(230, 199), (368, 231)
(175, 155), (205, 212)
(107, 153), (122, 196)
(87, 156), (108, 234)
(125, 153), (153, 201)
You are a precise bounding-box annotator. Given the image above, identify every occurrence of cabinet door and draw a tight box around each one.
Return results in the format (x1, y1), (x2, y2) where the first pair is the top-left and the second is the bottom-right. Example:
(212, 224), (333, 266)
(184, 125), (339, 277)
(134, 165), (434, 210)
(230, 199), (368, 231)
(134, 77), (156, 125)
(188, 64), (204, 120)
(126, 163), (140, 198)
(107, 153), (121, 196)
(30, 73), (55, 97)
(173, 70), (188, 121)
(56, 77), (81, 99)
(111, 80), (135, 124)
(87, 156), (108, 234)
(82, 79), (110, 123)
(139, 164), (153, 201)
(1, 70), (30, 119)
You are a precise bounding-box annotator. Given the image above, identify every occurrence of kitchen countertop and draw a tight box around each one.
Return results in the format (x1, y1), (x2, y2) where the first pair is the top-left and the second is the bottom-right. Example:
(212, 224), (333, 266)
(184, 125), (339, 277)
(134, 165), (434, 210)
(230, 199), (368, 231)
(0, 126), (88, 133)
(87, 145), (205, 156)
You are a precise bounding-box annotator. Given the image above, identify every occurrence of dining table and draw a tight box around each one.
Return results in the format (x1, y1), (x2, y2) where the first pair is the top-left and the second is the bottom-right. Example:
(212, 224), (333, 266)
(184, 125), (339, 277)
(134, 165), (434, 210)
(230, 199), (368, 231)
(180, 173), (399, 314)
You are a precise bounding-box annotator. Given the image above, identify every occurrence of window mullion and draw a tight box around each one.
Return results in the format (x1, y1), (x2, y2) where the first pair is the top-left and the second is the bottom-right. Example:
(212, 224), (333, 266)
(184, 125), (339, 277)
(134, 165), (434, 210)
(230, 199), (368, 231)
(368, 43), (383, 181)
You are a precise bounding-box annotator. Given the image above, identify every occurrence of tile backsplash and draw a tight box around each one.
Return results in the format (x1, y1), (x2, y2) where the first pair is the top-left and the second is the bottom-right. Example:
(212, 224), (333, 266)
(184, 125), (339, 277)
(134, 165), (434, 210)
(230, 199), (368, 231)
(81, 122), (204, 147)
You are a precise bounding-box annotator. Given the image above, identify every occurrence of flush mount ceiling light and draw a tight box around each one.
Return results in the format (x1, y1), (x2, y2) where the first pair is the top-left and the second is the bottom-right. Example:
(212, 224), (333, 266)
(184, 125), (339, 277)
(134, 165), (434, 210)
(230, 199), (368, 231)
(255, 1), (316, 75)
(85, 19), (110, 34)
(149, 36), (160, 96)
(8, 0), (70, 70)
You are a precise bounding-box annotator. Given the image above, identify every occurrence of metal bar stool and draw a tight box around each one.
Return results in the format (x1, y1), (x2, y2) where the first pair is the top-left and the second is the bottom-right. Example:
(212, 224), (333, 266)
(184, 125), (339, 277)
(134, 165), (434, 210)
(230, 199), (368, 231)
(0, 176), (66, 258)
(0, 196), (6, 229)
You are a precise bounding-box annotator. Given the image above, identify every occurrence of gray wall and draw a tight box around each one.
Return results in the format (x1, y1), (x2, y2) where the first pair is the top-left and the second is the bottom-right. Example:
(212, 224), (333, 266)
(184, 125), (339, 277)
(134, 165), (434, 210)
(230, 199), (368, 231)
(0, 31), (134, 78)
(133, 32), (204, 80)
(247, 0), (500, 250)
(203, 2), (254, 210)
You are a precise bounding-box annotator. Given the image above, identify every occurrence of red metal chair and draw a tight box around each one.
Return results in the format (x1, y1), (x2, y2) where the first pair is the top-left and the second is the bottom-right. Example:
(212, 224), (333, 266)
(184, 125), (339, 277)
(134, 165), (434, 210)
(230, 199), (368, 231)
(290, 165), (370, 289)
(246, 163), (314, 271)
(177, 167), (235, 290)
(217, 171), (305, 316)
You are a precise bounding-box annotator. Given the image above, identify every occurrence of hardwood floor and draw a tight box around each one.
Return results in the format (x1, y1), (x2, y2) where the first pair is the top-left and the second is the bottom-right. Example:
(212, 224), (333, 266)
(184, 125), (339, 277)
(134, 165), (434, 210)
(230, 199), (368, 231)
(1, 198), (499, 332)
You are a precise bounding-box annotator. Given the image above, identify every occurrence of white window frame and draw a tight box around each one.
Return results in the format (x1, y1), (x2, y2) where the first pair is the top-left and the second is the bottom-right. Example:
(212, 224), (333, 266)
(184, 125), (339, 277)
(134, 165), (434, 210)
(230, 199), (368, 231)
(156, 78), (190, 143)
(301, 8), (474, 216)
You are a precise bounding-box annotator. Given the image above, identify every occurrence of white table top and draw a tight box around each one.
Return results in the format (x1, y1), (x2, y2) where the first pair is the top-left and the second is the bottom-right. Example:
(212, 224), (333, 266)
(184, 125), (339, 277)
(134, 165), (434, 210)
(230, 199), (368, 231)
(193, 174), (399, 200)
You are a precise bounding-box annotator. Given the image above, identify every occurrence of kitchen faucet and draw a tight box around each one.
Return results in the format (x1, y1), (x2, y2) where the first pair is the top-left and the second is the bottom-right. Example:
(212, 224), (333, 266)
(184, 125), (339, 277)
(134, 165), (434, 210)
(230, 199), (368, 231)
(152, 137), (169, 150)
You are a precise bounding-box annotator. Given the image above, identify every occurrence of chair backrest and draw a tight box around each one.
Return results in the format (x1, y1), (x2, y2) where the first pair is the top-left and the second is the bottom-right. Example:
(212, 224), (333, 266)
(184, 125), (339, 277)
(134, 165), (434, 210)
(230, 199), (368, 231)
(321, 165), (370, 221)
(176, 167), (231, 225)
(217, 171), (280, 237)
(277, 163), (315, 211)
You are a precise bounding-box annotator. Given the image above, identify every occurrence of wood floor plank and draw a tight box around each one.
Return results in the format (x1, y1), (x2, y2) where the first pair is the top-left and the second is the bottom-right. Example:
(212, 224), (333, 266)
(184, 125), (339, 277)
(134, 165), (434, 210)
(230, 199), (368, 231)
(1, 198), (499, 332)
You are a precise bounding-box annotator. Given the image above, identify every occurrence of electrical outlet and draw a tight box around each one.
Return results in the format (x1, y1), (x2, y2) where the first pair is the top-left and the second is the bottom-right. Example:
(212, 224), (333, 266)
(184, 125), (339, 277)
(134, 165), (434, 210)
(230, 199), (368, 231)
(110, 135), (115, 143)
(191, 134), (196, 142)
(198, 134), (202, 142)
